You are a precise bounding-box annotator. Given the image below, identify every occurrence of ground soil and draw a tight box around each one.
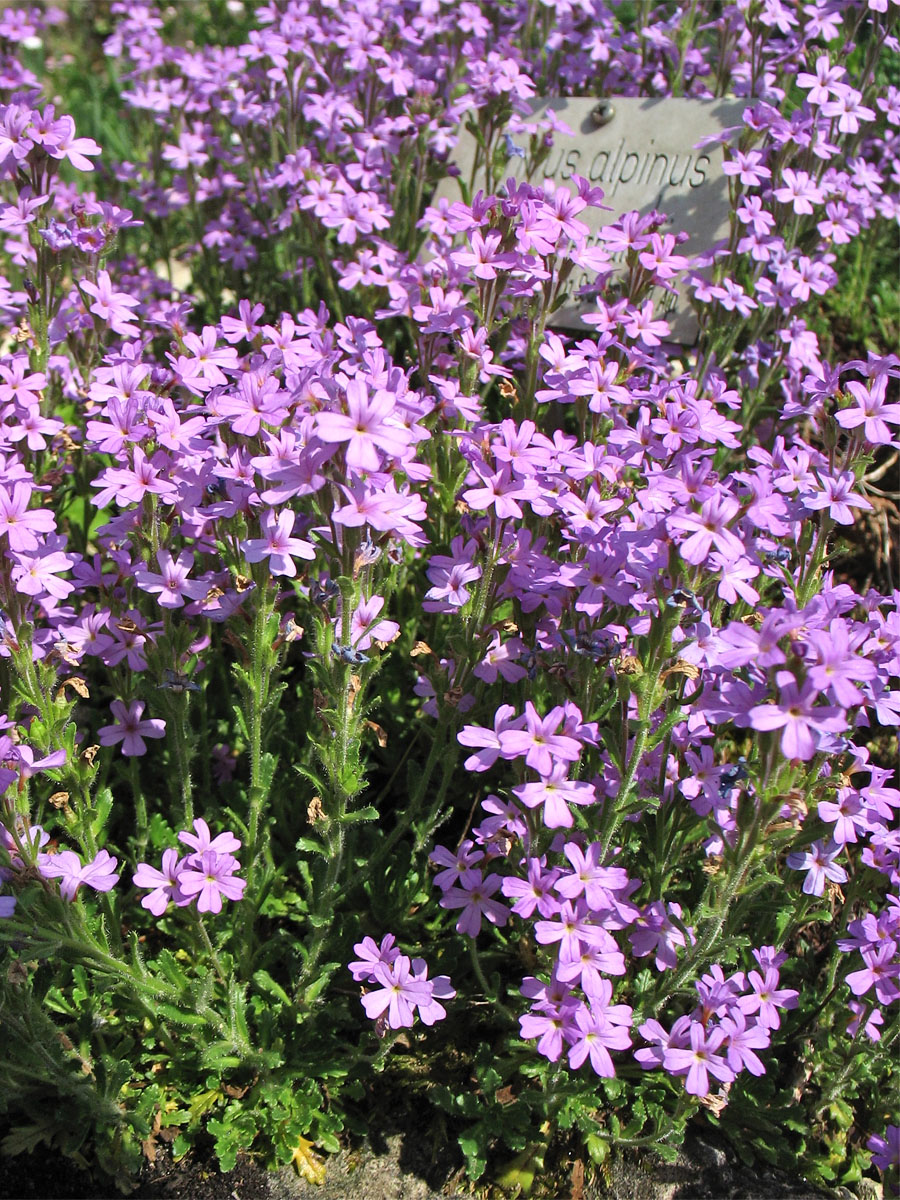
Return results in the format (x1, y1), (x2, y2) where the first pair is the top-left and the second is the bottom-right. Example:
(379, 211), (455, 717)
(0, 1112), (853, 1200)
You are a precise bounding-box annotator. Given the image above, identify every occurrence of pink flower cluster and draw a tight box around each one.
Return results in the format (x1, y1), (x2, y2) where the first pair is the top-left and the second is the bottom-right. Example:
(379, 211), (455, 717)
(348, 934), (455, 1031)
(1, 819), (119, 904)
(636, 949), (798, 1097)
(133, 819), (246, 915)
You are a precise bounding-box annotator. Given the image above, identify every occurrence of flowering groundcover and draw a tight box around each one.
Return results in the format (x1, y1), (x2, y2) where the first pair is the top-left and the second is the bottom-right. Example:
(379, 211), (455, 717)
(0, 1), (897, 1196)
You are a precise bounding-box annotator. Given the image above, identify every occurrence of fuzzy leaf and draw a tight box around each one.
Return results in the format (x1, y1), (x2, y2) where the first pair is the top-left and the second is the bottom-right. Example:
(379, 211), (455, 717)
(252, 969), (291, 1006)
(340, 805), (378, 824)
(155, 1003), (207, 1027)
(89, 787), (114, 837)
(295, 837), (327, 857)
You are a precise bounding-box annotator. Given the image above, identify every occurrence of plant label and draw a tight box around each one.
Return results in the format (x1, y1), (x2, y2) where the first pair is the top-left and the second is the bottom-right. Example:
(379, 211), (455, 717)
(438, 97), (746, 343)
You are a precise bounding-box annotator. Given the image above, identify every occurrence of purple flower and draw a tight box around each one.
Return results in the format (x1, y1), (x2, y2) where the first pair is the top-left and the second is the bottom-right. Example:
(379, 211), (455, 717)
(241, 508), (316, 577)
(80, 270), (140, 337)
(316, 379), (410, 472)
(452, 230), (517, 280)
(786, 840), (848, 897)
(0, 482), (55, 551)
(430, 842), (484, 892)
(347, 594), (400, 651)
(501, 857), (562, 919)
(457, 705), (522, 772)
(534, 899), (621, 966)
(719, 1010), (770, 1076)
(177, 850), (246, 914)
(424, 538), (482, 611)
(663, 1021), (735, 1096)
(134, 550), (208, 609)
(555, 842), (630, 911)
(635, 1015), (692, 1070)
(629, 901), (692, 971)
(14, 747), (67, 781)
(350, 937), (453, 1029)
(846, 1000), (883, 1042)
(98, 700), (166, 757)
(498, 701), (582, 777)
(439, 870), (509, 937)
(805, 469), (872, 525)
(133, 849), (189, 915)
(359, 955), (435, 1029)
(845, 943), (900, 1007)
(409, 957), (456, 1026)
(348, 933), (400, 981)
(512, 763), (596, 829)
(11, 548), (76, 599)
(556, 936), (627, 992)
(40, 849), (120, 901)
(668, 493), (744, 566)
(837, 376), (900, 445)
(178, 818), (242, 857)
(737, 968), (799, 1030)
(519, 1000), (578, 1063)
(749, 678), (845, 761)
(566, 983), (632, 1077)
(868, 1125), (900, 1178)
(43, 113), (101, 171)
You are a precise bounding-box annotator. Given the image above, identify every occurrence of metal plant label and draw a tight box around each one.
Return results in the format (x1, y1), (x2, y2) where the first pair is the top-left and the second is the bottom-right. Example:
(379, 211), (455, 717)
(438, 97), (746, 342)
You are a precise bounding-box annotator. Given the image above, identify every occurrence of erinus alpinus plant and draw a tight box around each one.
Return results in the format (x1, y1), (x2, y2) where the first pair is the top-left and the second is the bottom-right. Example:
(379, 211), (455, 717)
(0, 0), (896, 1195)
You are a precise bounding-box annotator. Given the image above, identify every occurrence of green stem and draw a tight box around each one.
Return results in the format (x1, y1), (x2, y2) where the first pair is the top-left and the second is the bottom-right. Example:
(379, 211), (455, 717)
(40, 908), (245, 1051)
(245, 582), (277, 868)
(598, 604), (680, 861)
(796, 514), (831, 607)
(128, 754), (148, 855)
(169, 694), (194, 830)
(194, 910), (226, 985)
(469, 940), (517, 1024)
(238, 581), (278, 976)
(650, 800), (769, 1013)
(301, 212), (344, 321)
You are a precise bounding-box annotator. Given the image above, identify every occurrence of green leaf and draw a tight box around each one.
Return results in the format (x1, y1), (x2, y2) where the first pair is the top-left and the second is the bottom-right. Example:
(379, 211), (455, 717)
(89, 787), (114, 838)
(295, 837), (327, 857)
(231, 703), (249, 742)
(294, 763), (327, 791)
(340, 805), (378, 824)
(252, 970), (291, 1006)
(151, 952), (187, 990)
(495, 1143), (545, 1194)
(429, 1084), (456, 1114)
(586, 1134), (610, 1165)
(258, 751), (279, 797)
(215, 1144), (238, 1173)
(156, 1003), (208, 1027)
(647, 706), (687, 749)
(655, 1142), (680, 1164)
(458, 1133), (488, 1180)
(172, 1134), (192, 1159)
(148, 812), (176, 850)
(302, 965), (339, 1005)
(201, 1044), (242, 1071)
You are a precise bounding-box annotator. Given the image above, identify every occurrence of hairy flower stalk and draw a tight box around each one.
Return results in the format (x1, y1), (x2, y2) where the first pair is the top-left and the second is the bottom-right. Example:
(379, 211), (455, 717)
(597, 598), (685, 862)
(236, 573), (281, 974)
